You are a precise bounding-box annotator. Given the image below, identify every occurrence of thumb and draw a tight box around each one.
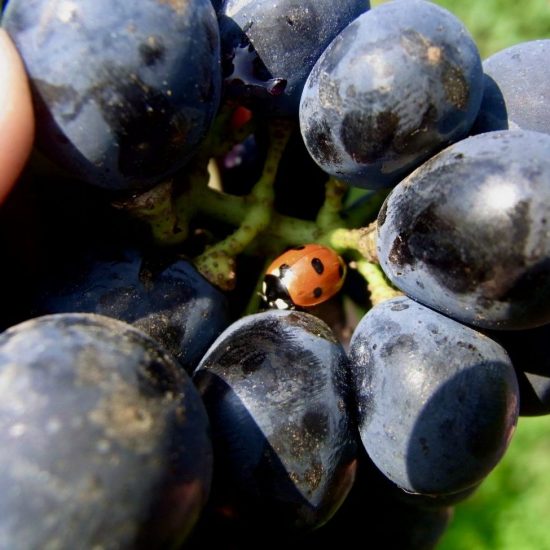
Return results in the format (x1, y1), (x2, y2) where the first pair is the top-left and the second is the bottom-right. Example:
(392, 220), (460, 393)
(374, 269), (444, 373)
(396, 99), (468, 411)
(0, 28), (34, 205)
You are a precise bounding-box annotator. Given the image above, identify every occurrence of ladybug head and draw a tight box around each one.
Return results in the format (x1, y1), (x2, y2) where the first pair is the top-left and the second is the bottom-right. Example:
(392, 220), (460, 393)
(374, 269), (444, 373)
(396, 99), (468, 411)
(260, 274), (295, 310)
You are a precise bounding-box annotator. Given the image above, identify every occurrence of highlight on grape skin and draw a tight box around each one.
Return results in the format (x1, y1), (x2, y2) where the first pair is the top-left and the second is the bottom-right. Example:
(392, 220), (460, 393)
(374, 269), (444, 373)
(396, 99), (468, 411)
(376, 129), (550, 330)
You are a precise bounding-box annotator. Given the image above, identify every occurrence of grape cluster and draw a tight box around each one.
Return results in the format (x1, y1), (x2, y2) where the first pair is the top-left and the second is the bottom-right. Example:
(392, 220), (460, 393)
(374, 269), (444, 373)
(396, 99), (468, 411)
(1, 0), (549, 547)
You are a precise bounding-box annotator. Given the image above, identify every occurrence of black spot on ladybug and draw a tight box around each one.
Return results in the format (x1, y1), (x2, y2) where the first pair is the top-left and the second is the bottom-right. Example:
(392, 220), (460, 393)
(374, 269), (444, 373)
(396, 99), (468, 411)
(313, 287), (323, 298)
(311, 258), (325, 275)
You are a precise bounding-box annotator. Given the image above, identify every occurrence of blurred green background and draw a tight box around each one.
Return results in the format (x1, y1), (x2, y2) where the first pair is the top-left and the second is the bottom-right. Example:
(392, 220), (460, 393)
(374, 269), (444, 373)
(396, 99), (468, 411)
(370, 1), (550, 549)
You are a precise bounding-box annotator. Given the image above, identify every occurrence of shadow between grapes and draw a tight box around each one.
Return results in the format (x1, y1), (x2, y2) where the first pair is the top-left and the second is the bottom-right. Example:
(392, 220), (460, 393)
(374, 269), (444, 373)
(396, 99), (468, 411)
(405, 362), (517, 495)
(471, 73), (509, 134)
(190, 370), (357, 546)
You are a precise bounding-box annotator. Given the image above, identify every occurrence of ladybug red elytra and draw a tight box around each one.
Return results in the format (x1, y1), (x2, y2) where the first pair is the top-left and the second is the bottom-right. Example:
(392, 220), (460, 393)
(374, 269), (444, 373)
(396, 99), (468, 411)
(261, 244), (347, 310)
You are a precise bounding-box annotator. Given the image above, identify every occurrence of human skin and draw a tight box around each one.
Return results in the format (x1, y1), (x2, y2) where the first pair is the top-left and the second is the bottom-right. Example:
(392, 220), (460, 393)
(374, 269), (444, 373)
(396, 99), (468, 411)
(0, 28), (34, 205)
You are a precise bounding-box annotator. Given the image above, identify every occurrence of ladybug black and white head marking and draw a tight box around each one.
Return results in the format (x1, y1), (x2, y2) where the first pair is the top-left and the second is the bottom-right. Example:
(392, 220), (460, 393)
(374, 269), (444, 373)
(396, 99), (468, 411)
(261, 273), (295, 310)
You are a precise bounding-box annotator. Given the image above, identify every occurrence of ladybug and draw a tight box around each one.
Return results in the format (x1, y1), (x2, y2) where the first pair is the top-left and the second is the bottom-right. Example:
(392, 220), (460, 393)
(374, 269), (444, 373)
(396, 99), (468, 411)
(261, 244), (347, 310)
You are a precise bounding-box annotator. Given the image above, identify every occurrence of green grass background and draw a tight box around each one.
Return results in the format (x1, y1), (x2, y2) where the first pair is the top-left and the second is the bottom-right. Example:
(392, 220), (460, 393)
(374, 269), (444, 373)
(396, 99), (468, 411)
(370, 1), (550, 549)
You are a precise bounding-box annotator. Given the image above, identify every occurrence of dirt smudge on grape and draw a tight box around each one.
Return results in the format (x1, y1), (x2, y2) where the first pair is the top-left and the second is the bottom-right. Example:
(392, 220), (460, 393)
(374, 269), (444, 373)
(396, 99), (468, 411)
(392, 104), (439, 155)
(406, 202), (480, 294)
(304, 119), (342, 166)
(419, 437), (430, 456)
(302, 410), (330, 443)
(318, 77), (343, 110)
(32, 79), (79, 121)
(341, 109), (399, 165)
(90, 65), (191, 179)
(389, 233), (415, 270)
(139, 36), (166, 67)
(400, 29), (469, 110)
(139, 358), (179, 396)
(380, 334), (418, 358)
(442, 63), (469, 110)
(286, 311), (338, 343)
(136, 317), (185, 363)
(289, 460), (324, 494)
(377, 199), (388, 227)
(239, 349), (267, 375)
(157, 0), (189, 15)
(88, 385), (161, 453)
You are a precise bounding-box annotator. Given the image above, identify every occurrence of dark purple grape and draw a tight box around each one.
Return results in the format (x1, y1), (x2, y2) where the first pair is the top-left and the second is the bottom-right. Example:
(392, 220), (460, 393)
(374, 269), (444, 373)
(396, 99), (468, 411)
(273, 129), (331, 219)
(472, 40), (550, 135)
(488, 324), (550, 416)
(217, 133), (267, 195)
(2, 0), (221, 190)
(299, 0), (483, 189)
(210, 0), (223, 12)
(30, 246), (230, 374)
(219, 0), (370, 116)
(192, 309), (357, 537)
(377, 129), (550, 330)
(0, 313), (212, 548)
(348, 296), (519, 496)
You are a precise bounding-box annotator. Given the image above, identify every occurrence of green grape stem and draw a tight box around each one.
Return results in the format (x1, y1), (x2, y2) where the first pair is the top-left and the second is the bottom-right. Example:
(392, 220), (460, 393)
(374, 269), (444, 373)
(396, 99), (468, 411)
(355, 259), (404, 306)
(116, 107), (392, 300)
(112, 180), (187, 245)
(194, 119), (293, 290)
(322, 223), (378, 262)
(316, 177), (348, 230)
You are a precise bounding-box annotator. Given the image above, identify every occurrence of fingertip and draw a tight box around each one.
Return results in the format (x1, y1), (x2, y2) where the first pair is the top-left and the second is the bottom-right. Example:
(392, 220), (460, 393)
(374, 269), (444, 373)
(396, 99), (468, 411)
(0, 28), (35, 205)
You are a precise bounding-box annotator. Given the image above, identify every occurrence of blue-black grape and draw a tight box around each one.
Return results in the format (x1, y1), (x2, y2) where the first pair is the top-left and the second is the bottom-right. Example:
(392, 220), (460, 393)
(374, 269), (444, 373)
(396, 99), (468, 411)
(274, 129), (332, 219)
(192, 309), (357, 537)
(30, 246), (230, 375)
(209, 0), (223, 12)
(2, 0), (221, 190)
(472, 39), (550, 135)
(348, 296), (519, 496)
(219, 0), (370, 116)
(377, 129), (550, 330)
(488, 324), (550, 416)
(217, 133), (266, 195)
(299, 0), (483, 189)
(0, 313), (212, 548)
